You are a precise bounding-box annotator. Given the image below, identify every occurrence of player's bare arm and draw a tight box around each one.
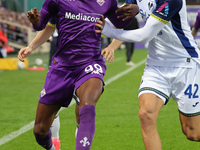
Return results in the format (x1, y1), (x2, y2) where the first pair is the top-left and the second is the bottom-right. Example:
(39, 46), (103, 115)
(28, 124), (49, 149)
(18, 24), (56, 62)
(18, 47), (32, 62)
(26, 8), (41, 24)
(116, 4), (139, 21)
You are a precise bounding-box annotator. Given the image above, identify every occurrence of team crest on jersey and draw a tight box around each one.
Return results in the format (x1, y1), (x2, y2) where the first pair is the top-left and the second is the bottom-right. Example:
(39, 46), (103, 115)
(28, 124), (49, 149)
(156, 1), (169, 17)
(41, 88), (46, 97)
(97, 0), (105, 6)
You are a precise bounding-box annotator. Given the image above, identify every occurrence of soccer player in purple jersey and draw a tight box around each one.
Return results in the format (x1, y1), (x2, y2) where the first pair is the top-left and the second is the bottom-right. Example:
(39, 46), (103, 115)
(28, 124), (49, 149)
(18, 17), (115, 148)
(18, 0), (139, 149)
(192, 10), (200, 38)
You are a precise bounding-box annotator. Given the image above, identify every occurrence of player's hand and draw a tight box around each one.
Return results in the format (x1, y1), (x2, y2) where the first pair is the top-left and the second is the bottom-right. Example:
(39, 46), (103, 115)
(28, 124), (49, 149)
(116, 4), (139, 21)
(26, 8), (41, 24)
(101, 46), (115, 63)
(18, 47), (32, 62)
(95, 16), (105, 33)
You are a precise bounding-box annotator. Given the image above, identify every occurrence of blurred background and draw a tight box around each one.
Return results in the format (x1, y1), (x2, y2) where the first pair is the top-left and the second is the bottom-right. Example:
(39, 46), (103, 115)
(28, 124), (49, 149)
(0, 0), (200, 68)
(1, 1), (200, 149)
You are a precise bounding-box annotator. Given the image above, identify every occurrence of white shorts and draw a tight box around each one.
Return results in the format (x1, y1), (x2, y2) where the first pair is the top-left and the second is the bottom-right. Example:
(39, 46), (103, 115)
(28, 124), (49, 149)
(139, 60), (200, 117)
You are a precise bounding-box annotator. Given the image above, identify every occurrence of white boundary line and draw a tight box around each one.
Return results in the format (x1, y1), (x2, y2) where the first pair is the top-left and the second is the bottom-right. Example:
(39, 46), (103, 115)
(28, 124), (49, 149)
(0, 59), (146, 146)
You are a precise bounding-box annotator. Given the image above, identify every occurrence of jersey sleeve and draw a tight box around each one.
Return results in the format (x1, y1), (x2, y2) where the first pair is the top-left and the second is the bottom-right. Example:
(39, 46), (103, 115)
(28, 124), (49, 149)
(151, 0), (182, 24)
(194, 11), (200, 30)
(33, 0), (58, 30)
(102, 16), (165, 44)
(48, 16), (56, 27)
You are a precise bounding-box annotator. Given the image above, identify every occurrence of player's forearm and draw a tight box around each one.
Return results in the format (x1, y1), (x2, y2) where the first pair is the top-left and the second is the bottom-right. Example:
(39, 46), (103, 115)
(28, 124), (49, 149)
(28, 25), (55, 51)
(191, 28), (198, 38)
(102, 16), (165, 44)
(107, 39), (123, 51)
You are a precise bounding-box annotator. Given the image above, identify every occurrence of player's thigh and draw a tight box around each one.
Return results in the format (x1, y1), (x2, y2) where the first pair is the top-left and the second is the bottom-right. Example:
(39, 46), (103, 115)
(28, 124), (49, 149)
(76, 78), (103, 107)
(34, 102), (61, 130)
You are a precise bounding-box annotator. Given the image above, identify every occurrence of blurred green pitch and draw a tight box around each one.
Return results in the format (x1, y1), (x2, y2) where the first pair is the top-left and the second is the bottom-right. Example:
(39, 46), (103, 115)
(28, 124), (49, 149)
(0, 49), (200, 150)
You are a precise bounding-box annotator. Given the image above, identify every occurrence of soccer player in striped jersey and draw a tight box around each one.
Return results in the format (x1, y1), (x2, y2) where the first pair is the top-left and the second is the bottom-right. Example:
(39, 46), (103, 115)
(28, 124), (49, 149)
(96, 0), (200, 149)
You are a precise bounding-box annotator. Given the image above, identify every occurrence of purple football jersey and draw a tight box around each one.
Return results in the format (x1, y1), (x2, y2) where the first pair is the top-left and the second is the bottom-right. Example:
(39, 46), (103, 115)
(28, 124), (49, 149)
(33, 0), (130, 67)
(194, 10), (200, 30)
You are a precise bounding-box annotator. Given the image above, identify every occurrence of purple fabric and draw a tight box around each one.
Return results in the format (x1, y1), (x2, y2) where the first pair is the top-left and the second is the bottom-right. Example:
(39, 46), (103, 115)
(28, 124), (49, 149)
(34, 129), (52, 149)
(38, 60), (106, 107)
(75, 61), (106, 91)
(194, 10), (200, 30)
(76, 105), (96, 150)
(32, 0), (132, 67)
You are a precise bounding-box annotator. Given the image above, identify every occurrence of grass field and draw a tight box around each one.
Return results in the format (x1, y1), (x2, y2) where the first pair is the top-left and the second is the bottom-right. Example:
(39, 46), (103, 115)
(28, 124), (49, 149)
(1, 49), (200, 150)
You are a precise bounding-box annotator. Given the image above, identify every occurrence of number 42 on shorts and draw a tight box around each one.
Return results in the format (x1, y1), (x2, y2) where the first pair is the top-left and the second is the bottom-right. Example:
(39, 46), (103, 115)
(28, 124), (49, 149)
(184, 84), (199, 99)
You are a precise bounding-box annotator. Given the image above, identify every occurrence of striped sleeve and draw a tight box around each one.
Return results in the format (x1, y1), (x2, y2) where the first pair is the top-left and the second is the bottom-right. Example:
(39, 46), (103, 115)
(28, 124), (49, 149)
(151, 0), (182, 24)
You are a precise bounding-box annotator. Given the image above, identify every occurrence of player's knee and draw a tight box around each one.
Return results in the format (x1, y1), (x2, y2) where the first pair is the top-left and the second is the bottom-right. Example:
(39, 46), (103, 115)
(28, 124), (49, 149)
(138, 108), (155, 126)
(186, 133), (200, 141)
(33, 123), (48, 136)
(80, 96), (98, 106)
(78, 86), (102, 107)
(185, 130), (200, 141)
(182, 125), (200, 141)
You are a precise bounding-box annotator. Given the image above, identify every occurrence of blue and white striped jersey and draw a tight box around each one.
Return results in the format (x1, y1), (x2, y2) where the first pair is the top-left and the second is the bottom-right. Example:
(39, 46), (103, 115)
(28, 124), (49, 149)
(124, 0), (200, 67)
